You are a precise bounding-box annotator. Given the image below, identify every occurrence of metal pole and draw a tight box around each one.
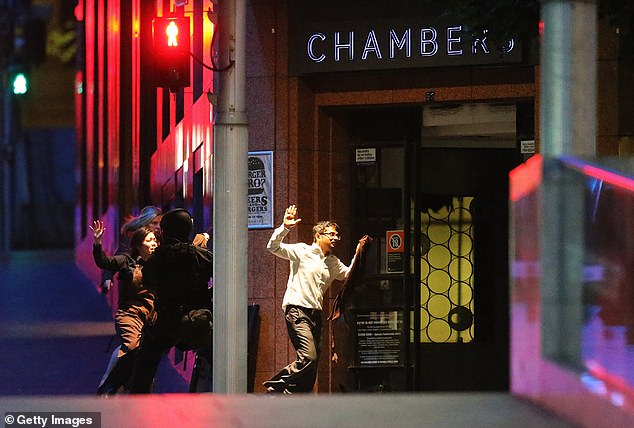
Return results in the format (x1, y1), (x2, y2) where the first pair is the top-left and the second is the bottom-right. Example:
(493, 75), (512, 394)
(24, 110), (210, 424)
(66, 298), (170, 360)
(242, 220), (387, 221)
(212, 0), (248, 393)
(539, 0), (596, 365)
(540, 0), (597, 157)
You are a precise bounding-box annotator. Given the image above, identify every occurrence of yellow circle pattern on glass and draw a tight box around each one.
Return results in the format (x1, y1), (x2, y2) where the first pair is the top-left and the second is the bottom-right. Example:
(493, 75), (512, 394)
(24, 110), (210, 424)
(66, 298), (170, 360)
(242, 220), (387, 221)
(449, 257), (473, 281)
(427, 319), (452, 342)
(449, 281), (473, 306)
(419, 196), (475, 344)
(428, 245), (451, 269)
(428, 294), (451, 318)
(428, 270), (451, 294)
(449, 232), (472, 257)
(428, 222), (451, 244)
(449, 208), (472, 232)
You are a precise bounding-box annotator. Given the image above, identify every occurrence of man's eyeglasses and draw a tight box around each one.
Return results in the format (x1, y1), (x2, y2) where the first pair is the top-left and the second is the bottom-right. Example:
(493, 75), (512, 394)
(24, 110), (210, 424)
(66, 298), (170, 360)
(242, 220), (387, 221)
(322, 231), (340, 239)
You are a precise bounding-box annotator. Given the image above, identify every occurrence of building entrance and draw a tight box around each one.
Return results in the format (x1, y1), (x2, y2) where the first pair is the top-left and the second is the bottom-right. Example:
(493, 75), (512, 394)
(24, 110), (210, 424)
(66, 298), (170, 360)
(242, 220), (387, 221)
(341, 104), (522, 391)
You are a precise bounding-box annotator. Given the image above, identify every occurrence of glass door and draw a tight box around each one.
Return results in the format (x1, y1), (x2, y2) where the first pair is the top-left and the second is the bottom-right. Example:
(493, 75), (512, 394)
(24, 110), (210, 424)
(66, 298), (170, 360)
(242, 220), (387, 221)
(412, 103), (523, 391)
(344, 107), (420, 392)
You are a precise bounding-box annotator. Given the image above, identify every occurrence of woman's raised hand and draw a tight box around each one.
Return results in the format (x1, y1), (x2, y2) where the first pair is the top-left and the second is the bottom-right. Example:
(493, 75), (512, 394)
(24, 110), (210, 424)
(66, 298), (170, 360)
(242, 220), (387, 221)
(89, 220), (106, 244)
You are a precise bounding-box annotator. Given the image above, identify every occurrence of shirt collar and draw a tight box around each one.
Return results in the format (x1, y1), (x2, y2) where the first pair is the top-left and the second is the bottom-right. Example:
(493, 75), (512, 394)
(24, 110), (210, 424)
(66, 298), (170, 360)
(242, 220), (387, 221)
(310, 242), (325, 257)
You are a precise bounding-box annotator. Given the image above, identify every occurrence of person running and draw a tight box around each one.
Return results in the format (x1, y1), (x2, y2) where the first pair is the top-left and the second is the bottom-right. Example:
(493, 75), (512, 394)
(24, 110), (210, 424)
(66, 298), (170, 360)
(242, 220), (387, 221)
(91, 220), (158, 395)
(263, 205), (367, 393)
(99, 206), (162, 294)
(128, 208), (213, 393)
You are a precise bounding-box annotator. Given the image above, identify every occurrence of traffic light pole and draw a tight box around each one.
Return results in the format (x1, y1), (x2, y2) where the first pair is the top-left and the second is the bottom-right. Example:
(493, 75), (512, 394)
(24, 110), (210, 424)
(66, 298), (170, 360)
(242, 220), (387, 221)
(212, 0), (248, 393)
(1, 2), (10, 255)
(1, 70), (14, 255)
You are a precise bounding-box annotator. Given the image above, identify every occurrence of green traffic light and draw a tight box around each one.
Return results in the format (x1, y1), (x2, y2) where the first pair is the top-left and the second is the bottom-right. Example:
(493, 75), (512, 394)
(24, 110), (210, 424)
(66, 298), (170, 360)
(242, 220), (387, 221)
(12, 73), (29, 95)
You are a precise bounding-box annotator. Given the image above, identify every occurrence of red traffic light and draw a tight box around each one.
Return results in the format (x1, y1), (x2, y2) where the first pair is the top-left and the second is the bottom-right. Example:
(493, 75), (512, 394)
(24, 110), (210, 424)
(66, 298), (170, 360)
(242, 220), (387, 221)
(165, 21), (180, 47)
(152, 17), (191, 90)
(153, 17), (189, 50)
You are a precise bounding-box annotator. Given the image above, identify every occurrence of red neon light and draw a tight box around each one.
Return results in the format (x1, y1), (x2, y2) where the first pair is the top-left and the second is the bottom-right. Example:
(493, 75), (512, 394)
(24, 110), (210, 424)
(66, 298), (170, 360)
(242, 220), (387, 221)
(561, 156), (634, 192)
(581, 164), (634, 192)
(509, 154), (543, 202)
(511, 155), (634, 201)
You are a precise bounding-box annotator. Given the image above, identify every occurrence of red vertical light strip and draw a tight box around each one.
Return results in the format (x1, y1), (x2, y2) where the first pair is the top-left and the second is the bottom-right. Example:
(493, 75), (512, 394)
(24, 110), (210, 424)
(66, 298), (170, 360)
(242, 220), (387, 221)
(156, 89), (162, 148)
(84, 0), (95, 224)
(205, 6), (215, 214)
(131, 0), (141, 194)
(107, 1), (121, 203)
(97, 0), (105, 208)
(170, 89), (177, 161)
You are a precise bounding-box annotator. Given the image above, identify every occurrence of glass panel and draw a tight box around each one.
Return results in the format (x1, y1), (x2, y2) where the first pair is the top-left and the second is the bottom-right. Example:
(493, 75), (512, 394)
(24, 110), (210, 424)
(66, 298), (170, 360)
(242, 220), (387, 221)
(354, 147), (405, 275)
(418, 196), (475, 343)
(574, 159), (634, 393)
(511, 155), (634, 417)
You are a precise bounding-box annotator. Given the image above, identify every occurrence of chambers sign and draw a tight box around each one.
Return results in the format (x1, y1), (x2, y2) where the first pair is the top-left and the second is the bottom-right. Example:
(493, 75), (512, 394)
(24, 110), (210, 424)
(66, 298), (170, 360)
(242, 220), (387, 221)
(288, 17), (522, 75)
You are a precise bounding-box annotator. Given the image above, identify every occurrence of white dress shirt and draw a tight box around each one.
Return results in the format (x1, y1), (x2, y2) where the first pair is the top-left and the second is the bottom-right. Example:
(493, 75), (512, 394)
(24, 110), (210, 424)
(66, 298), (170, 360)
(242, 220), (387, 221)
(267, 224), (351, 311)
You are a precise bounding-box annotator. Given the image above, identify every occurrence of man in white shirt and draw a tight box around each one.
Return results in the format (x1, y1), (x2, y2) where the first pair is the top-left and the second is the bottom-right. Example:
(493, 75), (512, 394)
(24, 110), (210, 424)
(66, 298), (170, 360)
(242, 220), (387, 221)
(264, 205), (363, 393)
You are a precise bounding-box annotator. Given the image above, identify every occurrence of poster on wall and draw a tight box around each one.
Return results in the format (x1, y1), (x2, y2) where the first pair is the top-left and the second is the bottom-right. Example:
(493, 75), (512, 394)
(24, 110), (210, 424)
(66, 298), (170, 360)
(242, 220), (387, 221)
(248, 151), (274, 229)
(352, 309), (404, 367)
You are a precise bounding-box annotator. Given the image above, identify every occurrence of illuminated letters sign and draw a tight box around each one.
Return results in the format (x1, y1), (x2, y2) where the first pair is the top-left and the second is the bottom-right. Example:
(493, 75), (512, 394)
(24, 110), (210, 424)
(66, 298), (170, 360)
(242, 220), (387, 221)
(289, 16), (522, 75)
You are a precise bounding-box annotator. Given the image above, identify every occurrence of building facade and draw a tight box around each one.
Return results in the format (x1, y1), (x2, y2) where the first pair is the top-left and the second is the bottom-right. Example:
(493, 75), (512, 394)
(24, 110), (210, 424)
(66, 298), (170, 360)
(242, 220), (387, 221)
(75, 0), (631, 393)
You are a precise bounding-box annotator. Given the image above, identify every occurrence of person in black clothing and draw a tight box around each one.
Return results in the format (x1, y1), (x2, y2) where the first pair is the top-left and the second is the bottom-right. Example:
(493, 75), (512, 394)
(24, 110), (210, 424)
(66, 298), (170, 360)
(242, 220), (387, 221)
(128, 208), (213, 393)
(90, 221), (158, 395)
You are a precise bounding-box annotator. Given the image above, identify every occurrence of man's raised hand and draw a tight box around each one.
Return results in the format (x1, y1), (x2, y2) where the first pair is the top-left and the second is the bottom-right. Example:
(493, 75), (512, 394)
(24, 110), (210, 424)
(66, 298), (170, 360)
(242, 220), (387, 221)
(283, 205), (302, 229)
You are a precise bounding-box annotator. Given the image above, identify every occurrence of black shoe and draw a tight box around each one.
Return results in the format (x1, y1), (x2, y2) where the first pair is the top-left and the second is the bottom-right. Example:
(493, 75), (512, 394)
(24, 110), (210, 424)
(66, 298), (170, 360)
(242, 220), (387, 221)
(97, 385), (120, 396)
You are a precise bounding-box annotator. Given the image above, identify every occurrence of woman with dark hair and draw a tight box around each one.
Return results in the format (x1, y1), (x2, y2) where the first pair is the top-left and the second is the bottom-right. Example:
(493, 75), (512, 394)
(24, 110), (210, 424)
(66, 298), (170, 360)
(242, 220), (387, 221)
(100, 206), (162, 294)
(90, 220), (158, 395)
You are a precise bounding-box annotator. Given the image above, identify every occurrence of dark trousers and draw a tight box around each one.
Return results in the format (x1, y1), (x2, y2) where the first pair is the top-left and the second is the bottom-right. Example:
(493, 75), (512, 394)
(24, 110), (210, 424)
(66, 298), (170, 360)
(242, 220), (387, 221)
(128, 311), (182, 394)
(128, 311), (212, 393)
(268, 305), (322, 393)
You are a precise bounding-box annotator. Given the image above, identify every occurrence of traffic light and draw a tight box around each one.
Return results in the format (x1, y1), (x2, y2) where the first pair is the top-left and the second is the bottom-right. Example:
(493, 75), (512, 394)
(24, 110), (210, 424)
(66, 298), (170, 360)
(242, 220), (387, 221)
(12, 72), (29, 95)
(6, 11), (46, 97)
(152, 16), (191, 91)
(9, 67), (30, 96)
